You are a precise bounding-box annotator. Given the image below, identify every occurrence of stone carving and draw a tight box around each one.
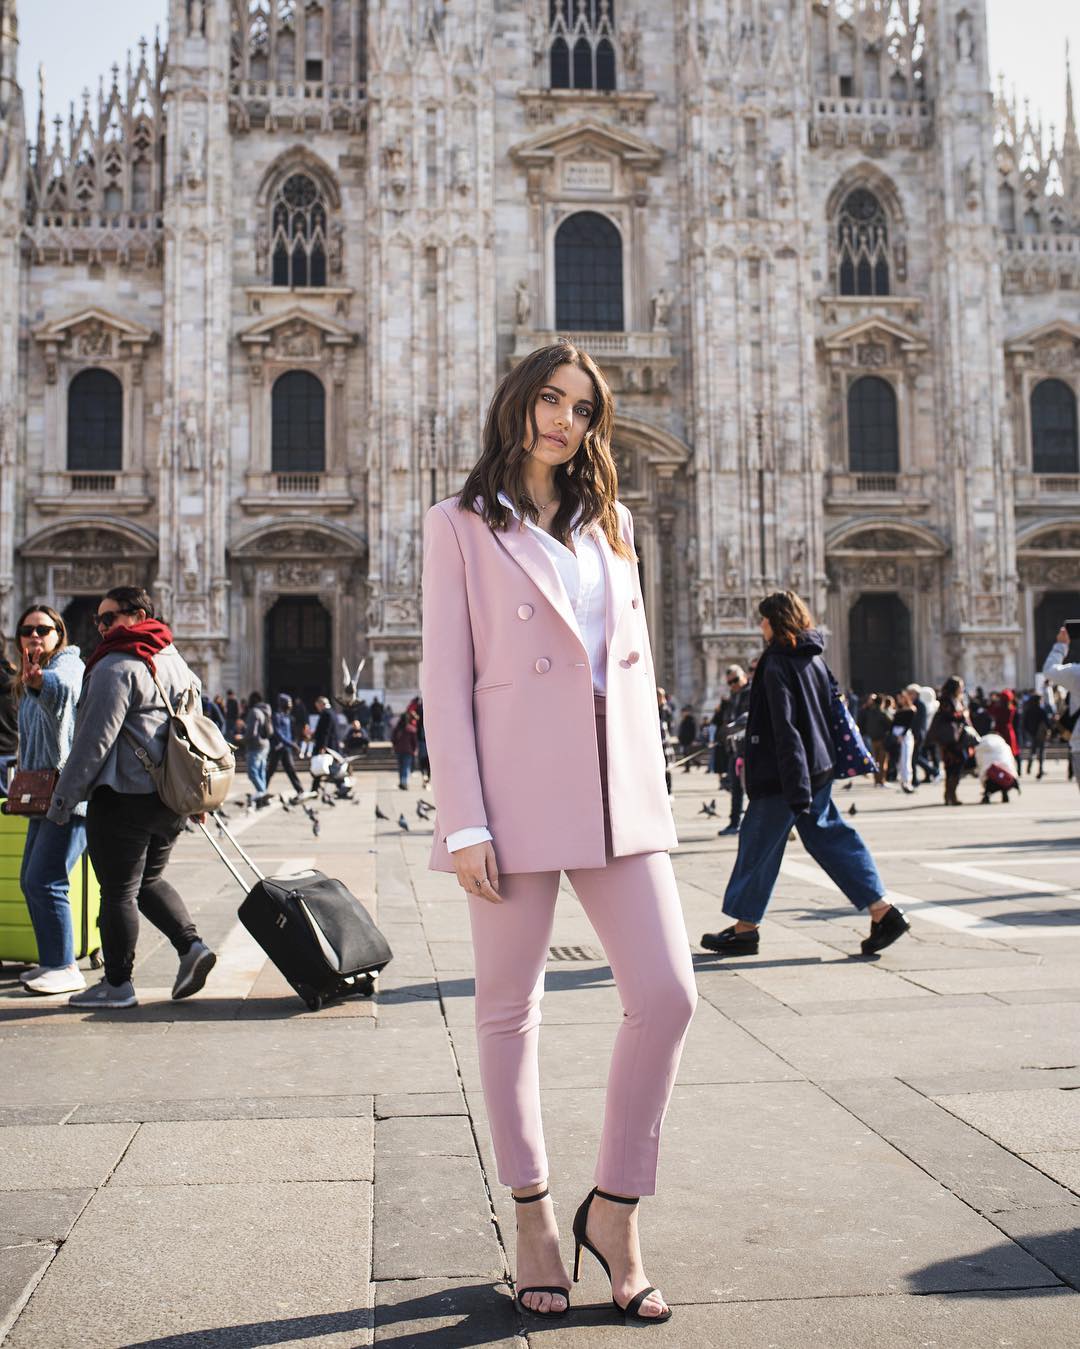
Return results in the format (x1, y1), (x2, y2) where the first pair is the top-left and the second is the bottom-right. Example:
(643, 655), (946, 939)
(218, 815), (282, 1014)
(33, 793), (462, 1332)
(1024, 528), (1080, 551)
(788, 536), (807, 590)
(187, 0), (206, 36)
(257, 529), (337, 556)
(619, 15), (642, 77)
(515, 279), (531, 327)
(962, 157), (980, 211)
(717, 542), (740, 590)
(0, 403), (13, 467)
(182, 401), (203, 471)
(276, 561), (322, 586)
(843, 529), (921, 553)
(182, 128), (205, 190)
(451, 147), (471, 197)
(956, 11), (975, 64)
(383, 142), (408, 197)
(394, 543), (414, 589)
(650, 288), (670, 331)
(781, 401), (800, 468)
(35, 527), (150, 558)
(712, 148), (734, 214)
(391, 406), (411, 473)
(275, 321), (318, 358)
(179, 524), (201, 587)
(254, 222), (269, 275)
(718, 404), (737, 471)
(75, 320), (112, 358)
(857, 342), (888, 367)
(328, 222), (344, 275)
(385, 596), (419, 626)
(771, 152), (791, 207)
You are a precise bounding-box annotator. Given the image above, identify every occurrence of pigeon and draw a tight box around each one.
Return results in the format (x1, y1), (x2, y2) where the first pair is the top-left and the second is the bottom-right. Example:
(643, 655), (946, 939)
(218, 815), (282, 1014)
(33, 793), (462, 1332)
(418, 799), (434, 813)
(843, 781), (854, 791)
(398, 814), (410, 831)
(416, 801), (434, 819)
(278, 794), (293, 813)
(311, 817), (321, 838)
(698, 799), (717, 817)
(302, 804), (318, 827)
(849, 804), (857, 816)
(375, 804), (389, 821)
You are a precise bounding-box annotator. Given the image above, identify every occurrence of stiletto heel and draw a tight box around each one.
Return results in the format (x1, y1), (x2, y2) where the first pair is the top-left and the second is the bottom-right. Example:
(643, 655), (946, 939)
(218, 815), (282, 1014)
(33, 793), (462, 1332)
(571, 1187), (673, 1324)
(511, 1188), (571, 1317)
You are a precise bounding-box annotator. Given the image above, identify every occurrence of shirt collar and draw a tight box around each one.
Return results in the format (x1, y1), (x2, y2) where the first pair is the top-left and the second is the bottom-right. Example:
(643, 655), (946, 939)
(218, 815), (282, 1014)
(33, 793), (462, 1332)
(497, 490), (584, 537)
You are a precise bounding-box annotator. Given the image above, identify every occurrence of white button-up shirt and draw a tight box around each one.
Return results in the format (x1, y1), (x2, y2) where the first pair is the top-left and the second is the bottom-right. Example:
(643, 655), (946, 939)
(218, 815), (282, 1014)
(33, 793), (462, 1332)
(446, 492), (613, 855)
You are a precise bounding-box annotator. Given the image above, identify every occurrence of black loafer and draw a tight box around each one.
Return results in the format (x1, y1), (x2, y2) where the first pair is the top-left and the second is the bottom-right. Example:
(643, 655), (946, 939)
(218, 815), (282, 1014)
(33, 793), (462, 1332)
(700, 925), (759, 957)
(861, 905), (910, 956)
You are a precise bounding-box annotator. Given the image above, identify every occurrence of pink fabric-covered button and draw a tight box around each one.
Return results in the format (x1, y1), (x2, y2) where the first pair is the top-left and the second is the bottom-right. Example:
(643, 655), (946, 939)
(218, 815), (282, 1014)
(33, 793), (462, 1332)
(517, 604), (533, 620)
(535, 657), (551, 674)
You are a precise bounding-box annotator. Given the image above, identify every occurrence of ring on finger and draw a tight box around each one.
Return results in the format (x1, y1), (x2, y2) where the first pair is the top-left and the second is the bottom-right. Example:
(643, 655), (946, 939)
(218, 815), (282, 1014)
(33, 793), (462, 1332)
(475, 879), (483, 889)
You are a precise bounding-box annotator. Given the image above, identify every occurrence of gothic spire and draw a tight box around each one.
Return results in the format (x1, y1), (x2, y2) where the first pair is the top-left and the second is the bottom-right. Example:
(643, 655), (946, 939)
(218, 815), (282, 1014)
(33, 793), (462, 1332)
(1063, 42), (1080, 219)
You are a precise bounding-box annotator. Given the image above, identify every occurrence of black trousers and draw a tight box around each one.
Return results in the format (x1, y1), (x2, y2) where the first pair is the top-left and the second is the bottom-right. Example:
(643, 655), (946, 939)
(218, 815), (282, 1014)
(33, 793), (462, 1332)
(85, 788), (197, 987)
(266, 746), (304, 794)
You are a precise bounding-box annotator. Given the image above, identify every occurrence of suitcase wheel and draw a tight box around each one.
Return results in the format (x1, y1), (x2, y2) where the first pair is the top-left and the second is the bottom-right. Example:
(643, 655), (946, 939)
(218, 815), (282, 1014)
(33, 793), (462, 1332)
(89, 948), (103, 970)
(301, 989), (323, 1012)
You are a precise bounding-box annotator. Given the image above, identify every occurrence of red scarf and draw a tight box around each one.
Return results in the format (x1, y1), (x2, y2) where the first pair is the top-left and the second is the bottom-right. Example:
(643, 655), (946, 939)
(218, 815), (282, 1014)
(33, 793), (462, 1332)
(83, 618), (175, 681)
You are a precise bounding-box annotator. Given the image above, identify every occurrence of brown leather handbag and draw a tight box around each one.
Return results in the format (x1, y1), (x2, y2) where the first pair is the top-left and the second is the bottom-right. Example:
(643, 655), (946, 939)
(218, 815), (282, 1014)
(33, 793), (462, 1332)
(5, 768), (60, 816)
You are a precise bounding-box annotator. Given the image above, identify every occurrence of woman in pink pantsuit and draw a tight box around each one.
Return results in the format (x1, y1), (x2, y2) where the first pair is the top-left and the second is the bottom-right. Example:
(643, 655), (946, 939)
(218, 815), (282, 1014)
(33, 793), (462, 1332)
(421, 341), (696, 1324)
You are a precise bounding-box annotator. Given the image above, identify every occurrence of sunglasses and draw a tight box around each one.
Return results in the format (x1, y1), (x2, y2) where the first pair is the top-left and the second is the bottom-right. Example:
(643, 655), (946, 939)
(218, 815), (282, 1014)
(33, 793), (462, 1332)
(726, 677), (742, 685)
(95, 608), (137, 631)
(18, 625), (56, 638)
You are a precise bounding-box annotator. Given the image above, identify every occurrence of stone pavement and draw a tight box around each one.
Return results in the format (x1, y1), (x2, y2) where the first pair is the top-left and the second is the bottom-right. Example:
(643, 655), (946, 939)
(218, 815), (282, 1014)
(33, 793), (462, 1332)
(3, 763), (1080, 1347)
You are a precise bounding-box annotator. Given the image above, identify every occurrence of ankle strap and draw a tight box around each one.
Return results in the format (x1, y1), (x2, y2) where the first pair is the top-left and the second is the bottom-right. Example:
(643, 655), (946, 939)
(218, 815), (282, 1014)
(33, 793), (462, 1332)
(513, 1187), (549, 1204)
(595, 1188), (639, 1206)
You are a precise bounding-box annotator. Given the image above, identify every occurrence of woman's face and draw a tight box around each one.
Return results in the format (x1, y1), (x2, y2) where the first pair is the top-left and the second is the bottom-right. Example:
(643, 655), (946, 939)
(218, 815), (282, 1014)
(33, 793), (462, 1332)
(525, 363), (597, 469)
(759, 616), (774, 644)
(19, 611), (60, 661)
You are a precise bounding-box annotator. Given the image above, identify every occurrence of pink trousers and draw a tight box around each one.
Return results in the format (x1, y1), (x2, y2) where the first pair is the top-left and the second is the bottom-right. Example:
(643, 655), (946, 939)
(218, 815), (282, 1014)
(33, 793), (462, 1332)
(467, 696), (697, 1195)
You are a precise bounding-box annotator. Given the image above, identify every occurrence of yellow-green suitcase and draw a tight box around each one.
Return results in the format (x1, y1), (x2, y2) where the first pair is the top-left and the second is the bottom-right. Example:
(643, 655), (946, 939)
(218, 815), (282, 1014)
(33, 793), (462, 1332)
(0, 812), (102, 968)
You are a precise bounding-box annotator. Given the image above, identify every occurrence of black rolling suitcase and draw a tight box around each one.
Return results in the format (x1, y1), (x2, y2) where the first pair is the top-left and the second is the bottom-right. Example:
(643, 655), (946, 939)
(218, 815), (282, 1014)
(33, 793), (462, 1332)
(198, 815), (392, 1012)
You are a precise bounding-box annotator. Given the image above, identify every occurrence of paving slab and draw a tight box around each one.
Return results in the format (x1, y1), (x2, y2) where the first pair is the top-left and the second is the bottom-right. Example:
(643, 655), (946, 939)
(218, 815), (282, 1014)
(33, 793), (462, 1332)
(976, 1206), (1080, 1291)
(907, 1067), (1080, 1096)
(374, 1093), (467, 1119)
(904, 963), (1080, 994)
(470, 1080), (1059, 1302)
(935, 1088), (1080, 1154)
(371, 1115), (503, 1282)
(0, 1245), (53, 1345)
(111, 1117), (374, 1186)
(69, 1094), (374, 1123)
(739, 1002), (1080, 1079)
(0, 1107), (74, 1127)
(1027, 1152), (1080, 1193)
(1, 1124), (136, 1190)
(546, 1288), (1080, 1348)
(822, 1078), (1080, 1215)
(0, 1189), (91, 1245)
(6, 1182), (373, 1349)
(373, 1278), (519, 1346)
(0, 1023), (459, 1104)
(735, 960), (934, 1005)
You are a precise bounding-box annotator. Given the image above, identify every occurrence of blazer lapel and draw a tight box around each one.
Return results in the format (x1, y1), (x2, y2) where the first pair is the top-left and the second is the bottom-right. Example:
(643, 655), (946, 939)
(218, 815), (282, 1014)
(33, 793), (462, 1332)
(493, 519), (585, 649)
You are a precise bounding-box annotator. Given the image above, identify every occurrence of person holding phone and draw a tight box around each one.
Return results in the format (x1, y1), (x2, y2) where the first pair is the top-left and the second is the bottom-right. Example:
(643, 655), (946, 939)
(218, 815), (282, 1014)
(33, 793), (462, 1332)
(1043, 625), (1080, 791)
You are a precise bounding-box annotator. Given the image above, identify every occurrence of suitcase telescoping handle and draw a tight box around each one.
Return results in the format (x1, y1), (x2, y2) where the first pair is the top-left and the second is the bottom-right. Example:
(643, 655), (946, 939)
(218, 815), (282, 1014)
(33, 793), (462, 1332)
(196, 812), (266, 890)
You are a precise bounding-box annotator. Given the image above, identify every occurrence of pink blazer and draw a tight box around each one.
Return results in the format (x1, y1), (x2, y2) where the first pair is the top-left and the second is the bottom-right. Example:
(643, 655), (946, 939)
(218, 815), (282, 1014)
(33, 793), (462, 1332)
(421, 496), (677, 874)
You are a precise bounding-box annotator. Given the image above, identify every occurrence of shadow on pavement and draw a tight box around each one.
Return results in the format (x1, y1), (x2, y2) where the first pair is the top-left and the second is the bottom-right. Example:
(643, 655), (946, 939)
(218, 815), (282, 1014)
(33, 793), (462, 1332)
(907, 1231), (1078, 1296)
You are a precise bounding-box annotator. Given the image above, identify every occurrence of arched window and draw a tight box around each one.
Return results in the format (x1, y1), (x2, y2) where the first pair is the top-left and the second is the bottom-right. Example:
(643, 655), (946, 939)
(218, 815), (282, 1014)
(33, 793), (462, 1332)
(271, 371), (326, 472)
(67, 369), (123, 472)
(548, 0), (617, 91)
(270, 172), (329, 288)
(555, 211), (623, 332)
(1031, 378), (1079, 475)
(837, 188), (890, 296)
(848, 376), (899, 473)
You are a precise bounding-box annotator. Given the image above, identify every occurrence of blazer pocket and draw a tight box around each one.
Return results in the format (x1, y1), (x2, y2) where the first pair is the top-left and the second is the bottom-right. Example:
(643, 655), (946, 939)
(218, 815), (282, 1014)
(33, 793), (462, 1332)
(473, 681), (513, 695)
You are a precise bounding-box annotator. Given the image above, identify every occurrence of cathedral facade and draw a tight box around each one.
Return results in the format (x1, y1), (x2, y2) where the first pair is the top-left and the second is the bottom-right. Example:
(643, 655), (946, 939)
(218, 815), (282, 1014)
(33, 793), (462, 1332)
(0, 0), (1078, 705)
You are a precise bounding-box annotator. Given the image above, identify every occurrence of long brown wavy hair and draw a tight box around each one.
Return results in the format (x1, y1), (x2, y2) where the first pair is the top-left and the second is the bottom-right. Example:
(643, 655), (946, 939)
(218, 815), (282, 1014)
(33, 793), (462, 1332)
(457, 341), (634, 560)
(13, 603), (69, 699)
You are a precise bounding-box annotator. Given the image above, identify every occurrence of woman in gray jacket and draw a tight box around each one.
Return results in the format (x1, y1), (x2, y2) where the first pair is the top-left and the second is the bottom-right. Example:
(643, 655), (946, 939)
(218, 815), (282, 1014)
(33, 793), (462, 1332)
(13, 604), (88, 996)
(48, 587), (216, 1010)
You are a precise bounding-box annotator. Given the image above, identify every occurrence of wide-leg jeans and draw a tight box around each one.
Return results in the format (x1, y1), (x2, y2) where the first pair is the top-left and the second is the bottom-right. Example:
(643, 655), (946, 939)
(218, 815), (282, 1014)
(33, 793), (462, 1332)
(722, 780), (885, 925)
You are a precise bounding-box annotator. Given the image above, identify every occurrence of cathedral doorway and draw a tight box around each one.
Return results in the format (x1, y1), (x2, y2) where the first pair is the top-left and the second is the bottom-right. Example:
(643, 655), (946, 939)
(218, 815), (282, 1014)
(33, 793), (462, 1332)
(264, 595), (333, 706)
(1035, 591), (1080, 667)
(848, 592), (913, 696)
(61, 597), (102, 660)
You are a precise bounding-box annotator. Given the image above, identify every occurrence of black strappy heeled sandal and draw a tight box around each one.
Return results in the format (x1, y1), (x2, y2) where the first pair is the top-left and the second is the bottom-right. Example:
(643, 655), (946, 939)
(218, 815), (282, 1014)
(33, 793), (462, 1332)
(512, 1188), (571, 1317)
(572, 1187), (673, 1324)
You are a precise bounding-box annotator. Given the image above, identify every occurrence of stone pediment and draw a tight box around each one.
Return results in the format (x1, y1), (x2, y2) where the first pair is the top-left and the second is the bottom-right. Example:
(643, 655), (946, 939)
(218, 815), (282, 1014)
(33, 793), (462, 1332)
(32, 308), (156, 372)
(230, 521), (364, 560)
(822, 315), (927, 356)
(1005, 320), (1080, 360)
(237, 306), (358, 353)
(509, 118), (663, 173)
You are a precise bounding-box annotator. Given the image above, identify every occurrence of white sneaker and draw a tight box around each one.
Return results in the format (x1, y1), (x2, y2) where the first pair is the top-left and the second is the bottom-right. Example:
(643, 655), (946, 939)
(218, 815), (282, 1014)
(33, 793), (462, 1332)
(24, 964), (87, 996)
(19, 964), (45, 985)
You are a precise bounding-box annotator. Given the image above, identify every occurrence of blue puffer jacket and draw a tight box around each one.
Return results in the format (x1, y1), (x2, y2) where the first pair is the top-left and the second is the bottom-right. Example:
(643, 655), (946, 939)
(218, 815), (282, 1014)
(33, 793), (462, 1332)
(744, 629), (836, 813)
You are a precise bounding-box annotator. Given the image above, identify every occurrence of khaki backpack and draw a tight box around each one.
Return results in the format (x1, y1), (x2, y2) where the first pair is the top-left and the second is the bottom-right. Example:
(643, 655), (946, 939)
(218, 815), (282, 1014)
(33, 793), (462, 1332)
(126, 671), (236, 816)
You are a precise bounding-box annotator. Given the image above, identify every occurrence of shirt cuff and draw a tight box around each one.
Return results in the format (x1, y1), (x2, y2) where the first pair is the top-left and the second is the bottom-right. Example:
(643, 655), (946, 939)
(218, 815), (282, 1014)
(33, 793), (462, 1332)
(446, 826), (493, 853)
